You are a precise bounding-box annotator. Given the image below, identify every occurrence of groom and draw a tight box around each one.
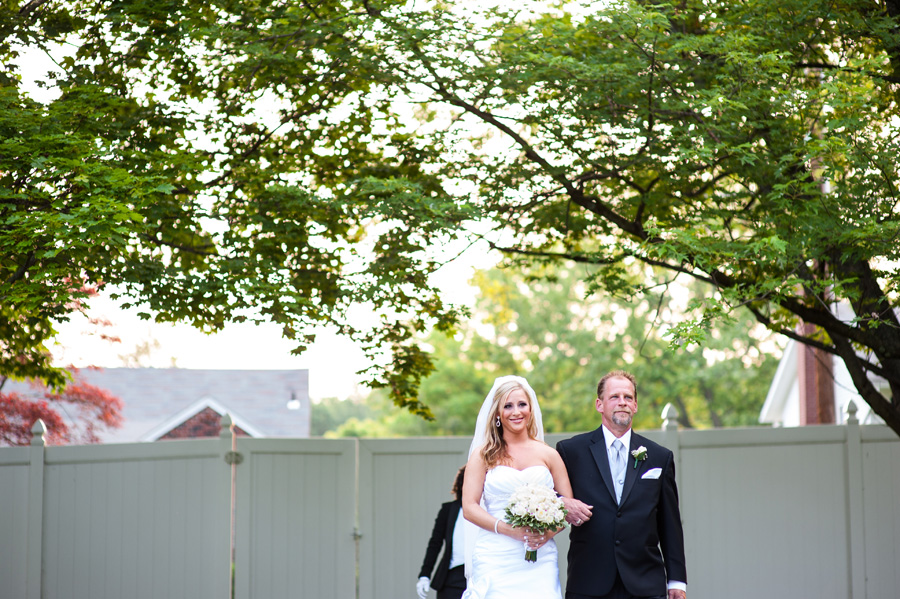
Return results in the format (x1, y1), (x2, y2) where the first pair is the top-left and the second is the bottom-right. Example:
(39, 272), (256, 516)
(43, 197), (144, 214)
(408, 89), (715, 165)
(556, 371), (687, 599)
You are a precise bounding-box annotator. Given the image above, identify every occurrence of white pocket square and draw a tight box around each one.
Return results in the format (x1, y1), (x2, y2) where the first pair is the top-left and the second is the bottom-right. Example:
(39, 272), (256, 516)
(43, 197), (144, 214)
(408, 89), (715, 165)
(641, 468), (662, 479)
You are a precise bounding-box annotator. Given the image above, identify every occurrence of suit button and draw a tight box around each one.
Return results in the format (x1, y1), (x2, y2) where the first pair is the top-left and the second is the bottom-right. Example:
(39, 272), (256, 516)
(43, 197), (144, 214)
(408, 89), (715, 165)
(615, 540), (621, 546)
(617, 512), (622, 518)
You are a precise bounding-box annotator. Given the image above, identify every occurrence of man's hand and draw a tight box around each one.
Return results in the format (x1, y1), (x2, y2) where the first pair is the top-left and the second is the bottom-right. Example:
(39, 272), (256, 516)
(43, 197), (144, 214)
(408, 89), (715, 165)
(668, 589), (686, 599)
(561, 496), (593, 526)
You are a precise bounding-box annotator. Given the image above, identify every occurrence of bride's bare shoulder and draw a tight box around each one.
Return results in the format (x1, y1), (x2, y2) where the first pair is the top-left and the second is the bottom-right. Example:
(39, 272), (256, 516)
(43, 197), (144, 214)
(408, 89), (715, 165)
(532, 439), (557, 456)
(533, 441), (564, 463)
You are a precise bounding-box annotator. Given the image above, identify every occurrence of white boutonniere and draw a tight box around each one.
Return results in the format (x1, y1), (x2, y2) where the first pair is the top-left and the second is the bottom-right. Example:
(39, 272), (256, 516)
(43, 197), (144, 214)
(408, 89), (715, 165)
(631, 446), (648, 469)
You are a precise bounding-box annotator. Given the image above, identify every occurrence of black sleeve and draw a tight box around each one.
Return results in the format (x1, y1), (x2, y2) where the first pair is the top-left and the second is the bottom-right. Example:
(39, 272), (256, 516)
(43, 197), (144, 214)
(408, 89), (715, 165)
(657, 450), (687, 584)
(418, 502), (450, 578)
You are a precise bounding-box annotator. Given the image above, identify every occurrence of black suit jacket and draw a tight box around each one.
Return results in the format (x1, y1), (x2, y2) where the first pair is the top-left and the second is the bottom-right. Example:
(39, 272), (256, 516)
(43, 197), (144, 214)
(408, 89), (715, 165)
(557, 428), (687, 597)
(418, 499), (462, 591)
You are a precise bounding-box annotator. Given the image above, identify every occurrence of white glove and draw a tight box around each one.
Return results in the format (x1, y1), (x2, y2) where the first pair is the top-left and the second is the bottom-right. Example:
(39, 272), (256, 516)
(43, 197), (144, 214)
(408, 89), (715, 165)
(416, 576), (430, 599)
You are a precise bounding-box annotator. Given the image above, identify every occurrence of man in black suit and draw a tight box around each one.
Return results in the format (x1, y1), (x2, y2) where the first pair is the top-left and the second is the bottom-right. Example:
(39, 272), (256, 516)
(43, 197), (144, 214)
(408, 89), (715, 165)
(556, 371), (687, 599)
(416, 466), (467, 599)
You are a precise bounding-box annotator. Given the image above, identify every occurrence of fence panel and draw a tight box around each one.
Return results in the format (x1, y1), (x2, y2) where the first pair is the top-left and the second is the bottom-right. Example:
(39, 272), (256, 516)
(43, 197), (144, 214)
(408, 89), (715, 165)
(679, 427), (851, 599)
(357, 438), (470, 599)
(861, 427), (900, 599)
(38, 441), (231, 599)
(0, 448), (30, 599)
(232, 438), (356, 599)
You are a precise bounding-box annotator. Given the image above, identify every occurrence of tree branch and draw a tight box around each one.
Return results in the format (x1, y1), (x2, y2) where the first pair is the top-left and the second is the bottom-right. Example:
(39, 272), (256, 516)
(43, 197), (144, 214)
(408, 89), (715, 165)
(745, 304), (893, 381)
(699, 381), (724, 428)
(3, 251), (37, 288)
(832, 334), (900, 430)
(794, 62), (900, 85)
(18, 0), (51, 17)
(486, 241), (623, 265)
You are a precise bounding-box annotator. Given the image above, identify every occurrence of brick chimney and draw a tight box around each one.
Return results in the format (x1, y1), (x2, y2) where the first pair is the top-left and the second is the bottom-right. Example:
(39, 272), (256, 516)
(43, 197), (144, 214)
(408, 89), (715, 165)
(797, 323), (835, 425)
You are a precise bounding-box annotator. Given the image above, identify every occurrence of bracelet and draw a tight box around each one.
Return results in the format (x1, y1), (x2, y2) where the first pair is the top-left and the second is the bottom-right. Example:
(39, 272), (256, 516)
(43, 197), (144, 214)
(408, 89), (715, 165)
(494, 519), (501, 534)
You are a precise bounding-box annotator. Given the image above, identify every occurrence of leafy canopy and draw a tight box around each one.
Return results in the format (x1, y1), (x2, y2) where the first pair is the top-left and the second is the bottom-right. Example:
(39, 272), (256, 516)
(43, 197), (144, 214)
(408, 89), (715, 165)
(356, 0), (900, 433)
(2, 0), (470, 416)
(4, 1), (900, 435)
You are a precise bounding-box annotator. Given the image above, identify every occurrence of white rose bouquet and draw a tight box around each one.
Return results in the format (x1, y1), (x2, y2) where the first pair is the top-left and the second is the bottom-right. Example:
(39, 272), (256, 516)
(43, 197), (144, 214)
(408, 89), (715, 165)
(503, 483), (568, 562)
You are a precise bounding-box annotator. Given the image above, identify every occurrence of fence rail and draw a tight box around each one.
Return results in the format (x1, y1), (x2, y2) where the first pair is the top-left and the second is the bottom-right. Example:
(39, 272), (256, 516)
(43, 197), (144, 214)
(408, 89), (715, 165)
(1, 404), (897, 599)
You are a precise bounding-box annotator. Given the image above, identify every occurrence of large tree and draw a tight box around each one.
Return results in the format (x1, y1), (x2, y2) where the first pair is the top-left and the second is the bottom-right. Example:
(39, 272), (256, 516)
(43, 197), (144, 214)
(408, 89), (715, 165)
(1, 0), (467, 414)
(5, 1), (900, 434)
(359, 0), (900, 433)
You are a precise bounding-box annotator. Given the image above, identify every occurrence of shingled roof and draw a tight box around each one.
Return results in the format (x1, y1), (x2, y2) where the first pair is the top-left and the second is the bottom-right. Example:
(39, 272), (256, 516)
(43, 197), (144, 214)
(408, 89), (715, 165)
(5, 368), (310, 443)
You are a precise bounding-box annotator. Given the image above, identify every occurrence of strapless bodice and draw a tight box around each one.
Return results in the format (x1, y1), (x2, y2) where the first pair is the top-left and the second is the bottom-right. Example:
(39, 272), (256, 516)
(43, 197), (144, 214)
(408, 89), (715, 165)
(482, 464), (555, 517)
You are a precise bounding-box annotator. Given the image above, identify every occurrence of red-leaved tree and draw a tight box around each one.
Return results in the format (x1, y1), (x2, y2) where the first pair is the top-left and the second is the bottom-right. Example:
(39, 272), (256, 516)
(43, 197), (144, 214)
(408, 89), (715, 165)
(0, 368), (123, 446)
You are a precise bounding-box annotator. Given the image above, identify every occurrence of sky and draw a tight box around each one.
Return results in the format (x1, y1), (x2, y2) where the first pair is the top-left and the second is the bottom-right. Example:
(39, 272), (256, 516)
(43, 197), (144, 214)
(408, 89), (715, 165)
(50, 240), (496, 401)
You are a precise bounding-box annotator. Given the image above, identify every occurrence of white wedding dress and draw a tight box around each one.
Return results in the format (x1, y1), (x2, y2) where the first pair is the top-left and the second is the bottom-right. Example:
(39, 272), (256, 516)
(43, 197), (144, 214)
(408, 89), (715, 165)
(462, 465), (563, 599)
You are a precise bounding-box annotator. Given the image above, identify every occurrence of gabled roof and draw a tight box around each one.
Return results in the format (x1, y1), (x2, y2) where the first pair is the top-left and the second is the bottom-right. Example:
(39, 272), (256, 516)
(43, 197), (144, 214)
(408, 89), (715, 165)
(140, 396), (266, 441)
(4, 368), (310, 443)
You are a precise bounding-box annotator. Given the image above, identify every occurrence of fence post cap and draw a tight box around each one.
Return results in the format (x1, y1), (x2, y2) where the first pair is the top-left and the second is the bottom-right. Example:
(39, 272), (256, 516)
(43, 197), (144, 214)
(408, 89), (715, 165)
(30, 419), (47, 446)
(220, 413), (234, 438)
(845, 399), (858, 423)
(662, 403), (679, 430)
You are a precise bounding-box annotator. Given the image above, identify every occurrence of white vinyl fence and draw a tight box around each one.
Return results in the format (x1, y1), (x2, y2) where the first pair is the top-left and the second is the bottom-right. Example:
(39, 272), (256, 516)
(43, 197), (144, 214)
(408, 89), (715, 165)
(1, 404), (898, 599)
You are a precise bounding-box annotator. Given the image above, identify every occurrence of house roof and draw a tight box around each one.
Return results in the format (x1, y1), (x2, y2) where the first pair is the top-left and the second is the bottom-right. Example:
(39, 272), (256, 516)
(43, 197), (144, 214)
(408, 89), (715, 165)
(140, 396), (266, 441)
(4, 368), (310, 443)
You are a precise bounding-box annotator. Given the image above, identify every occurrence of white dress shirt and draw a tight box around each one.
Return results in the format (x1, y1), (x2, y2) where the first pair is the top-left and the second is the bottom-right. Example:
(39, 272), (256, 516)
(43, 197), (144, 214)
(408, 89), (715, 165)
(448, 508), (465, 569)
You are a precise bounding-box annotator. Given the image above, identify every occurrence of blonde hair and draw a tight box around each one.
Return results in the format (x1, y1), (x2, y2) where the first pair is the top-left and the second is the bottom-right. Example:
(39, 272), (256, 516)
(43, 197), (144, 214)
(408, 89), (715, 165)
(480, 380), (539, 468)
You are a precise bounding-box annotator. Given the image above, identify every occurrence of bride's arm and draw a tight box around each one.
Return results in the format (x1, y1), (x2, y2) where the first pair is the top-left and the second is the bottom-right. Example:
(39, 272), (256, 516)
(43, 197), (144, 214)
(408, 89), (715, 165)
(539, 447), (574, 541)
(461, 453), (527, 542)
(547, 443), (593, 525)
(547, 447), (574, 499)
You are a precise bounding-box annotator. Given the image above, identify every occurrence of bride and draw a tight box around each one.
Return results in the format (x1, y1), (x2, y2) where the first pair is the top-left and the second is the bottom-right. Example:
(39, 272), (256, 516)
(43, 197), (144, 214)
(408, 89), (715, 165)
(461, 376), (574, 599)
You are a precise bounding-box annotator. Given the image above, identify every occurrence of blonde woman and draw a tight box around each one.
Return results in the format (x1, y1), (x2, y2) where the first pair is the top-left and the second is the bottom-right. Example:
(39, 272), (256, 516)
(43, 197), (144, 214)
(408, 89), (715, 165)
(461, 376), (574, 599)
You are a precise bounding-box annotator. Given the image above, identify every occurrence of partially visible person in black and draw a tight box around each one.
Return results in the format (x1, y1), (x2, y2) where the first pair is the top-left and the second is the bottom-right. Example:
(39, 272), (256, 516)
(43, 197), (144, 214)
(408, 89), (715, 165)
(416, 466), (467, 599)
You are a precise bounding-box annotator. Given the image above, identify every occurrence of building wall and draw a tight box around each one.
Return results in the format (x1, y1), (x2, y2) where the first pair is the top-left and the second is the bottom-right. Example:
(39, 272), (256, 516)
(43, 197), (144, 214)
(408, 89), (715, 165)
(762, 343), (883, 426)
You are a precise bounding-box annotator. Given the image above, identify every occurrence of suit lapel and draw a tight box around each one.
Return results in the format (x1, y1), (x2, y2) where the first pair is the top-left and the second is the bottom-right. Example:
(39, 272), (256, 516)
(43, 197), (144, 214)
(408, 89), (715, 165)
(589, 427), (618, 504)
(620, 433), (647, 505)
